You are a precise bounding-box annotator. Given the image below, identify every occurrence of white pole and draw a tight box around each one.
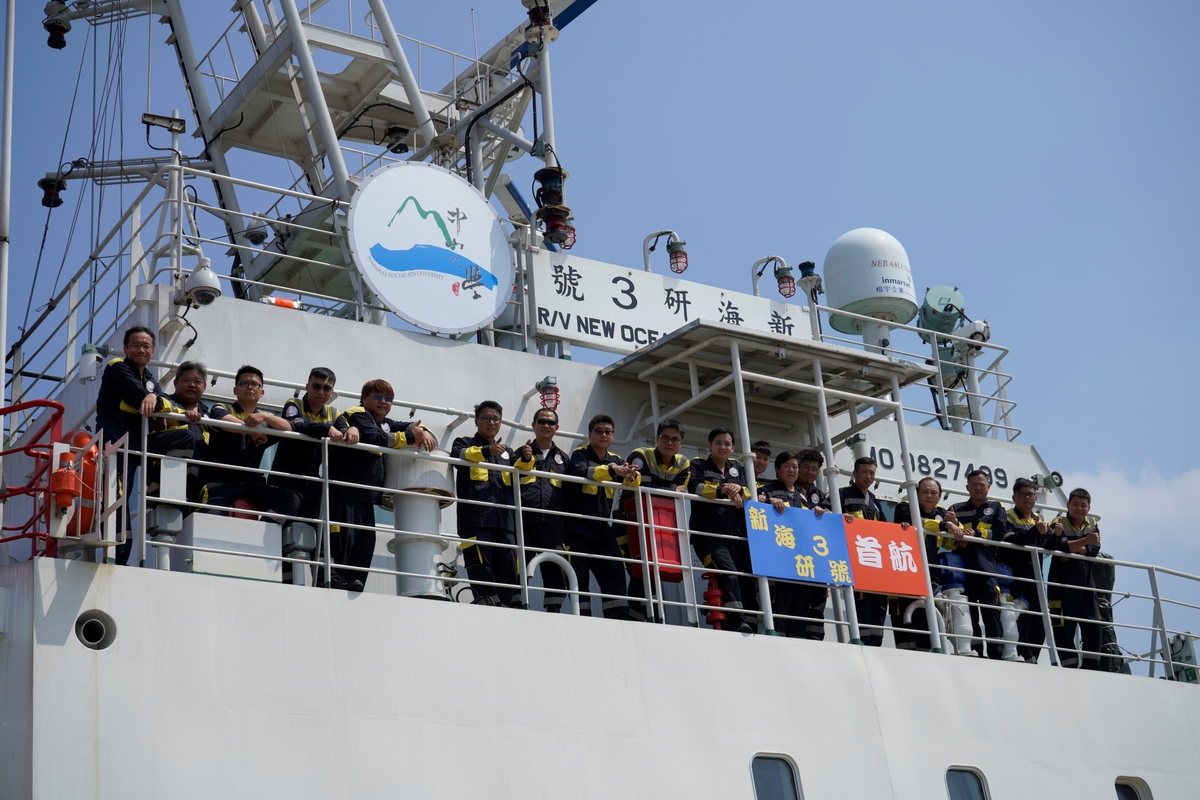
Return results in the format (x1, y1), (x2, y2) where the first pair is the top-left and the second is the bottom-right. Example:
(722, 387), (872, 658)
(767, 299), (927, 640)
(278, 0), (353, 202)
(0, 0), (15, 535)
(728, 339), (774, 634)
(890, 374), (944, 652)
(366, 0), (436, 149)
(537, 47), (556, 165)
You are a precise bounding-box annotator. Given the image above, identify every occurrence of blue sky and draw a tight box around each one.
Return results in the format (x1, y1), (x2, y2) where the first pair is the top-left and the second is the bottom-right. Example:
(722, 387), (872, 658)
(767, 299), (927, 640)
(3, 0), (1198, 583)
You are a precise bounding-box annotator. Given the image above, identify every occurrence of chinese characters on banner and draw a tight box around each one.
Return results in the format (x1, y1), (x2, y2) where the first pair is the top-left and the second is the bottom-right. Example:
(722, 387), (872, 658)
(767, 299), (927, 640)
(743, 502), (929, 597)
(532, 253), (812, 355)
(744, 502), (854, 586)
(843, 517), (928, 597)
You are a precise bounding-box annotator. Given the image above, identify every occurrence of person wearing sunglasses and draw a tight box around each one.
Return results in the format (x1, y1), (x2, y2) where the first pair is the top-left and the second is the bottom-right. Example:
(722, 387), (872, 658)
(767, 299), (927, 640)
(513, 409), (570, 612)
(328, 379), (435, 592)
(451, 400), (521, 607)
(622, 419), (690, 622)
(201, 365), (300, 521)
(562, 414), (641, 620)
(269, 367), (345, 549)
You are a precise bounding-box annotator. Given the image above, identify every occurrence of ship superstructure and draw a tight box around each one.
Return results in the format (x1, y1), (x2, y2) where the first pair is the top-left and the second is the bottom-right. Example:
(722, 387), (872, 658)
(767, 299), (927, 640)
(0, 3), (1197, 798)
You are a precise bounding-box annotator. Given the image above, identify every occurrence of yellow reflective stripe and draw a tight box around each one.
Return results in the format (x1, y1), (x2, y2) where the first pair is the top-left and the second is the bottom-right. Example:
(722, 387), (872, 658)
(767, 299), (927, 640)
(549, 478), (562, 488)
(699, 480), (720, 499)
(463, 446), (485, 463)
(469, 467), (488, 482)
(590, 464), (612, 482)
(392, 431), (408, 449)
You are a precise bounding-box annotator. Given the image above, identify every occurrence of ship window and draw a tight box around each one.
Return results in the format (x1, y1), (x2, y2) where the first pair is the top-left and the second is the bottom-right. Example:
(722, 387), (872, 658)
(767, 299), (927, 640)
(946, 768), (989, 800)
(1115, 778), (1152, 800)
(751, 755), (802, 800)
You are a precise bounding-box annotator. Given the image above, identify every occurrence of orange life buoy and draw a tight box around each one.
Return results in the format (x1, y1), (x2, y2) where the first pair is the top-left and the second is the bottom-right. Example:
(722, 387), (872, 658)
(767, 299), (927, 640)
(61, 430), (100, 536)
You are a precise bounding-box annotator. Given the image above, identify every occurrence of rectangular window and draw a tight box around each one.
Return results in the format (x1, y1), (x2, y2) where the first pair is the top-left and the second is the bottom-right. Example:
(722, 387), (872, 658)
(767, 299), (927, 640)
(752, 756), (801, 800)
(946, 768), (988, 800)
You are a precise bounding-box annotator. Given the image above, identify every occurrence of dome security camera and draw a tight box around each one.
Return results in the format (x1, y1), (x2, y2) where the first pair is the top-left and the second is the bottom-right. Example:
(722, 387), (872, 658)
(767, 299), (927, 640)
(186, 260), (222, 307)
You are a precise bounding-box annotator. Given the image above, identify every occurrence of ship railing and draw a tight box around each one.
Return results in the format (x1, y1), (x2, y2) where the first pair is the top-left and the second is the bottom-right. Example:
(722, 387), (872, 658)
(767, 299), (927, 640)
(0, 400), (65, 553)
(2, 164), (387, 444)
(51, 411), (1191, 682)
(812, 304), (1019, 441)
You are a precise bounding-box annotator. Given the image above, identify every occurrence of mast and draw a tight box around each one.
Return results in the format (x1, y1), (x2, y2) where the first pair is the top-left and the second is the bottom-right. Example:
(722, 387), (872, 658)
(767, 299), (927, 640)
(0, 0), (16, 533)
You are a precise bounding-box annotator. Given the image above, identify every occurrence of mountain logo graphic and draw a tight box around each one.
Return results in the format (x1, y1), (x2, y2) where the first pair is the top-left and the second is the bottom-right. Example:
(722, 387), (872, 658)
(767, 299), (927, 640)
(368, 196), (499, 297)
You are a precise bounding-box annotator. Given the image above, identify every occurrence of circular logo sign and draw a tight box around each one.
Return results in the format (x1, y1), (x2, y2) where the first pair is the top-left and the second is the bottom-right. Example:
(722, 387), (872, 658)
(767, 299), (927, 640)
(347, 162), (514, 335)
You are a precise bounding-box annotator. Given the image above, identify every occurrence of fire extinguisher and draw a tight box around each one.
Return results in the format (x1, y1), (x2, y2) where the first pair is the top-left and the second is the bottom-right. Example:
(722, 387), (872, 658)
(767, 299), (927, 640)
(702, 572), (726, 630)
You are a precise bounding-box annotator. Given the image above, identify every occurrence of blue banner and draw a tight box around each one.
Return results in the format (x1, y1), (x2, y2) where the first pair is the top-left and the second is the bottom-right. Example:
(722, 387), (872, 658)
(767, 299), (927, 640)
(744, 501), (854, 586)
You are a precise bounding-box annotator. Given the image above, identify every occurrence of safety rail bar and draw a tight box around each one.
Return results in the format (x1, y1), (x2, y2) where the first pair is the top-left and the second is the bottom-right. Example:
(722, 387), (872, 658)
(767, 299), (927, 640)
(811, 303), (1019, 441)
(12, 408), (1182, 681)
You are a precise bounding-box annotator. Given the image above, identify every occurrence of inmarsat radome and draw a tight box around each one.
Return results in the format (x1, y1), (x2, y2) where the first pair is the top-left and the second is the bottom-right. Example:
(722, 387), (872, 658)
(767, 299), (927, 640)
(822, 228), (918, 352)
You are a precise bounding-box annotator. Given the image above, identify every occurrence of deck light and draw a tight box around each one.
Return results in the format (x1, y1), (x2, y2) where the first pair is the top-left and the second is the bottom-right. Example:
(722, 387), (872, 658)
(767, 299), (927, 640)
(536, 376), (559, 410)
(43, 3), (71, 50)
(774, 260), (795, 298)
(643, 230), (687, 274)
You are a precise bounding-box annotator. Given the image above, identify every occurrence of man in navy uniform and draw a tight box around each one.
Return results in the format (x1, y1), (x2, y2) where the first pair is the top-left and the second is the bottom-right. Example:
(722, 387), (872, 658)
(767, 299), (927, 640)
(452, 401), (522, 607)
(202, 365), (300, 519)
(688, 427), (755, 633)
(96, 326), (195, 564)
(624, 419), (690, 622)
(330, 379), (434, 591)
(840, 456), (890, 647)
(751, 440), (772, 491)
(1002, 477), (1049, 662)
(1044, 488), (1103, 669)
(950, 469), (1009, 659)
(270, 367), (344, 522)
(514, 408), (570, 612)
(562, 414), (641, 619)
(162, 360), (211, 509)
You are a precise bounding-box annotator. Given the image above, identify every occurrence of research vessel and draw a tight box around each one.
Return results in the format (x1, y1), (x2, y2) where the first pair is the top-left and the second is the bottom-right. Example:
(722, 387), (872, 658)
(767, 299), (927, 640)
(0, 2), (1196, 798)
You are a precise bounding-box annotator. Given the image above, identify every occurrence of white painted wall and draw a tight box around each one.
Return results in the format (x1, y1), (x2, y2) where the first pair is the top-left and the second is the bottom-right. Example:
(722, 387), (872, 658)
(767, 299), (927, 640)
(2, 559), (1196, 799)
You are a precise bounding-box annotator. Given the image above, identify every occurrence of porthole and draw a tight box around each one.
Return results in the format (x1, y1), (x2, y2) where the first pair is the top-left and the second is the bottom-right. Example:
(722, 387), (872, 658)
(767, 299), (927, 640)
(751, 755), (802, 800)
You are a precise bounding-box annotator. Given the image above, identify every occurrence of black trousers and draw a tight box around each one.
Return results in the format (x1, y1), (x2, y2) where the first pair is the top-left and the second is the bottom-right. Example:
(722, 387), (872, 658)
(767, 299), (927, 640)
(111, 427), (202, 565)
(523, 520), (567, 612)
(461, 525), (518, 607)
(563, 528), (630, 619)
(1050, 583), (1101, 669)
(202, 480), (300, 518)
(693, 534), (756, 631)
(855, 592), (889, 647)
(324, 494), (377, 588)
(1016, 592), (1045, 662)
(967, 574), (1005, 660)
(774, 582), (827, 640)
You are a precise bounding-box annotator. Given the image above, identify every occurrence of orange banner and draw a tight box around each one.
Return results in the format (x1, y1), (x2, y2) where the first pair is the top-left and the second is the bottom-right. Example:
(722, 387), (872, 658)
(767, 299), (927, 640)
(843, 517), (928, 597)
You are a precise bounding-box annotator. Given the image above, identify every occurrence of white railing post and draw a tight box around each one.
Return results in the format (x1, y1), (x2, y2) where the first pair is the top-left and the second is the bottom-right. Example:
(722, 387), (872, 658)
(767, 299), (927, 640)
(321, 437), (333, 588)
(1033, 547), (1060, 667)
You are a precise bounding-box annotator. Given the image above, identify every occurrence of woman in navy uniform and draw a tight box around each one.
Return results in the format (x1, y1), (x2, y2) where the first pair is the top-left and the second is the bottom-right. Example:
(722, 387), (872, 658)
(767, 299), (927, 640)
(759, 450), (829, 640)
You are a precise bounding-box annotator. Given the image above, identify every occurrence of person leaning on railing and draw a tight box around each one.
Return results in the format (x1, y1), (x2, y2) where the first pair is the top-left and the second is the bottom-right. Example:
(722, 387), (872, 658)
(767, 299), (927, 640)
(623, 418), (691, 623)
(200, 365), (300, 519)
(269, 368), (344, 521)
(1000, 477), (1051, 663)
(561, 414), (640, 620)
(688, 427), (756, 634)
(894, 476), (957, 651)
(841, 456), (891, 647)
(759, 449), (830, 641)
(96, 325), (196, 564)
(162, 360), (211, 510)
(950, 469), (1010, 660)
(451, 400), (523, 608)
(1044, 488), (1103, 670)
(512, 408), (570, 613)
(328, 379), (435, 592)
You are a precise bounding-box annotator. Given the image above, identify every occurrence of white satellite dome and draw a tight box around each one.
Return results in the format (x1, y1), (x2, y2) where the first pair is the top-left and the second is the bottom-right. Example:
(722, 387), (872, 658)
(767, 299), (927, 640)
(823, 228), (918, 335)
